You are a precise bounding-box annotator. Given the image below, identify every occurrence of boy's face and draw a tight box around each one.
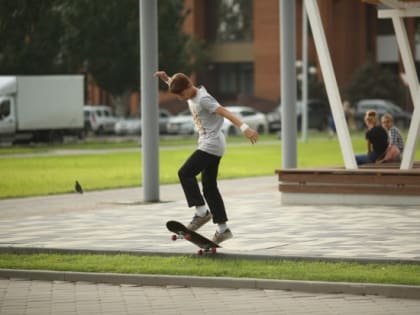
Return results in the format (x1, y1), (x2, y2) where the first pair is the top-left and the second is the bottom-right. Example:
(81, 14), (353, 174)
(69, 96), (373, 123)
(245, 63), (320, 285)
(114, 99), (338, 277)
(382, 118), (392, 130)
(176, 86), (194, 101)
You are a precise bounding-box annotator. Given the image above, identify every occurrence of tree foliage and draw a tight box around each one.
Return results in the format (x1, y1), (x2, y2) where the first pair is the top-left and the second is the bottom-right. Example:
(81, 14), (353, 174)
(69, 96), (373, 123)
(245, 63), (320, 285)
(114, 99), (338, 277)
(0, 0), (67, 74)
(344, 61), (406, 106)
(157, 0), (207, 90)
(60, 0), (140, 95)
(0, 0), (207, 98)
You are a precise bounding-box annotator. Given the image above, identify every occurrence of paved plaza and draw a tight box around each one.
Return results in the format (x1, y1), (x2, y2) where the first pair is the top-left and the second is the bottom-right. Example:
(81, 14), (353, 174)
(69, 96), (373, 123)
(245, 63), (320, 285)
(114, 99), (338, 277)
(1, 176), (420, 314)
(0, 176), (419, 260)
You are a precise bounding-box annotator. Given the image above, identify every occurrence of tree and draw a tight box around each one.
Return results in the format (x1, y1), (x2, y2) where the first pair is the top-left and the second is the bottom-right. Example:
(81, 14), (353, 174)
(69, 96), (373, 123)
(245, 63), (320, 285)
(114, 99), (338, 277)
(344, 61), (406, 107)
(0, 0), (67, 74)
(61, 0), (140, 98)
(157, 0), (208, 90)
(0, 0), (207, 114)
(62, 0), (207, 113)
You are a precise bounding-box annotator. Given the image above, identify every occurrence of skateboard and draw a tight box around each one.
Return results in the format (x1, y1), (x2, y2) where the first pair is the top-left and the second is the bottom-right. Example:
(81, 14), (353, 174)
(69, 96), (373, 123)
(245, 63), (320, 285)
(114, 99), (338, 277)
(166, 220), (220, 255)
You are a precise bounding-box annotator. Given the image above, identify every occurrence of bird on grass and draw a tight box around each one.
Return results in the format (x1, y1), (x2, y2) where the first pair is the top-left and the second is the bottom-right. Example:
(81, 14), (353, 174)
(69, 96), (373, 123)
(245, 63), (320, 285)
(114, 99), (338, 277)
(75, 180), (83, 194)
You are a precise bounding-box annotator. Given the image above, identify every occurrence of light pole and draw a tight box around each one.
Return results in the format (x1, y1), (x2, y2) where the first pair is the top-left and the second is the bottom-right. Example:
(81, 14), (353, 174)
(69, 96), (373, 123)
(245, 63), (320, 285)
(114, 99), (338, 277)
(140, 0), (160, 202)
(280, 0), (297, 168)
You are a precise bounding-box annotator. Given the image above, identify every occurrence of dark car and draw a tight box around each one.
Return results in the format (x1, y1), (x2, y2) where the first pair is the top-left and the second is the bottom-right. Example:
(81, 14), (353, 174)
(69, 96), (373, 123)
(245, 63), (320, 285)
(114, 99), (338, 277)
(353, 99), (411, 130)
(267, 99), (330, 132)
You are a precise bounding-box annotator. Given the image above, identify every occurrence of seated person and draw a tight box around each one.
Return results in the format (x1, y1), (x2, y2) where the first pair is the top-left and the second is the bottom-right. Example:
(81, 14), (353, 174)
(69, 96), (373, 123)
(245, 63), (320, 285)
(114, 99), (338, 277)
(355, 110), (388, 165)
(381, 113), (404, 155)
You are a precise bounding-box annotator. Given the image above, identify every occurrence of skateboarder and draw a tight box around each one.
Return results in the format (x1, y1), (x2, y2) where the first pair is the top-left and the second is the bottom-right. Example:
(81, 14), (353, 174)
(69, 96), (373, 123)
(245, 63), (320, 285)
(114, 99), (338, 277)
(154, 71), (258, 244)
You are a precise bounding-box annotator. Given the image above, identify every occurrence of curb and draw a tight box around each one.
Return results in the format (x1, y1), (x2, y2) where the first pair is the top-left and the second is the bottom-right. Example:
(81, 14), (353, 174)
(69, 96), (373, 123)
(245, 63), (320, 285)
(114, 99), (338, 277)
(1, 269), (419, 300)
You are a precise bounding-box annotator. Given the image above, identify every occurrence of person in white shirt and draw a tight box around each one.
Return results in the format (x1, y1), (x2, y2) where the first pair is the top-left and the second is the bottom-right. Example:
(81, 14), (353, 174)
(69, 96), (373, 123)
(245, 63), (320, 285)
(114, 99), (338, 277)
(154, 71), (258, 244)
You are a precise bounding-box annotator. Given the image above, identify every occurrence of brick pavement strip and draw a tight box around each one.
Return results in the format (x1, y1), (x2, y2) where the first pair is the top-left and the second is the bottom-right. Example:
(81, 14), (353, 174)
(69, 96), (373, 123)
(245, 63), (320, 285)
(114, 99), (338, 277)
(1, 278), (420, 315)
(0, 269), (420, 300)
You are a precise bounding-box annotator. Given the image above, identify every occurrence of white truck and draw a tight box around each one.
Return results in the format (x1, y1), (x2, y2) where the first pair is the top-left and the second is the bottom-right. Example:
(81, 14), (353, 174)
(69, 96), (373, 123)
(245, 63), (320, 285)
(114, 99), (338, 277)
(0, 75), (85, 143)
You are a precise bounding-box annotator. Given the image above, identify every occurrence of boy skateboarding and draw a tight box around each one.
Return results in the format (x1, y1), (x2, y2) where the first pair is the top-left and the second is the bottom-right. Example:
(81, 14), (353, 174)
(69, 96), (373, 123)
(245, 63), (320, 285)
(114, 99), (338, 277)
(154, 71), (258, 244)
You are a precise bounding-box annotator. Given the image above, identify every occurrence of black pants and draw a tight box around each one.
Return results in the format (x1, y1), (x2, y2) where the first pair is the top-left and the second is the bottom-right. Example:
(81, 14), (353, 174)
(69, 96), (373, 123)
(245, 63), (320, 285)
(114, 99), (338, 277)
(178, 150), (227, 224)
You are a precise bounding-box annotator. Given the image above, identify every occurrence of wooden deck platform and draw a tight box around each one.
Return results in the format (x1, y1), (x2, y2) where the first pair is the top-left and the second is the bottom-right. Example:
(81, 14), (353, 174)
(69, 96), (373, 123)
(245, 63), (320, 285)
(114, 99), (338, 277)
(275, 162), (420, 205)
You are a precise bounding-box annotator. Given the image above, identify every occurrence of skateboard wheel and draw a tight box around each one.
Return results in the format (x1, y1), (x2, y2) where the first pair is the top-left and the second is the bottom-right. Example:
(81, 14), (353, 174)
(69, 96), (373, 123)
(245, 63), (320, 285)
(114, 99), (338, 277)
(198, 249), (204, 256)
(211, 247), (217, 254)
(185, 234), (192, 241)
(171, 235), (177, 241)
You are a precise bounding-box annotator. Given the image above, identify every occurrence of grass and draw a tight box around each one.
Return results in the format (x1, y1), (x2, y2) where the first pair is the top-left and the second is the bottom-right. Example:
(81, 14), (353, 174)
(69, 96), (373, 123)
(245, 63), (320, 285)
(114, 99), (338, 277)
(1, 131), (419, 199)
(0, 253), (419, 286)
(0, 133), (420, 198)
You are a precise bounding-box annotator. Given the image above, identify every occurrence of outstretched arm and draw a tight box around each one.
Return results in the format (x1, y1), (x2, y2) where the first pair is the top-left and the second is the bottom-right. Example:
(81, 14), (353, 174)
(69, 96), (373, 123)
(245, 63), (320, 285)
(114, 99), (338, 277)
(154, 71), (171, 85)
(215, 106), (258, 144)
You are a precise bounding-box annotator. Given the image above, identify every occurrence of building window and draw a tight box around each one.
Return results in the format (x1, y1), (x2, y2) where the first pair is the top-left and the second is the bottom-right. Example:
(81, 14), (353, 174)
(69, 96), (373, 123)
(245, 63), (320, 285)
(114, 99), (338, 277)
(212, 62), (253, 98)
(206, 0), (253, 43)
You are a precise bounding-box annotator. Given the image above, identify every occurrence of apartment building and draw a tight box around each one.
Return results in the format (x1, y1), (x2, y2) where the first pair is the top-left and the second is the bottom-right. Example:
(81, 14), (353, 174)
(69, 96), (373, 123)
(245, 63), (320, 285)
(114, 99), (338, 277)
(87, 0), (418, 114)
(182, 0), (418, 110)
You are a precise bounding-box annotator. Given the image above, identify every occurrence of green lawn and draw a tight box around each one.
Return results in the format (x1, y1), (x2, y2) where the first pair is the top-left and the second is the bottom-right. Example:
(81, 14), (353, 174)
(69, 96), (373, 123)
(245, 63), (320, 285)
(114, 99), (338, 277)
(1, 253), (419, 286)
(0, 132), (417, 198)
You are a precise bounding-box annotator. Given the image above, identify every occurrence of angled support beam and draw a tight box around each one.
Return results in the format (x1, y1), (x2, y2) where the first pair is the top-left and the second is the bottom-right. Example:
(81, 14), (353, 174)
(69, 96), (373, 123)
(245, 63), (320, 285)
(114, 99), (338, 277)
(304, 0), (357, 169)
(379, 10), (420, 170)
(402, 94), (420, 169)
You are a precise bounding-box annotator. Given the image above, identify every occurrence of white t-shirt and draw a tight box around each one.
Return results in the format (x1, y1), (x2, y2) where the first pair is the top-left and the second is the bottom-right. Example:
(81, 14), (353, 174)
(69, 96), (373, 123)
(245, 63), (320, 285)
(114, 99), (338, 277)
(188, 86), (226, 157)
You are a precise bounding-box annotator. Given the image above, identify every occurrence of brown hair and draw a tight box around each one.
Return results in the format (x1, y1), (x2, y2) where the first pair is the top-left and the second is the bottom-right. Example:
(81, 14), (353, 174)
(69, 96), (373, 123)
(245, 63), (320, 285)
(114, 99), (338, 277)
(382, 113), (394, 122)
(364, 110), (378, 125)
(169, 73), (192, 95)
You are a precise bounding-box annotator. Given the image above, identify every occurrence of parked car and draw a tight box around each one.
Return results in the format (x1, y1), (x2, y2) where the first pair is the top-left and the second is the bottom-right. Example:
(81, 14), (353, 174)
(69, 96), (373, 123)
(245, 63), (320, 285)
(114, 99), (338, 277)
(166, 110), (195, 135)
(353, 99), (411, 130)
(84, 105), (118, 134)
(114, 118), (141, 135)
(222, 106), (268, 136)
(159, 108), (173, 134)
(267, 99), (330, 132)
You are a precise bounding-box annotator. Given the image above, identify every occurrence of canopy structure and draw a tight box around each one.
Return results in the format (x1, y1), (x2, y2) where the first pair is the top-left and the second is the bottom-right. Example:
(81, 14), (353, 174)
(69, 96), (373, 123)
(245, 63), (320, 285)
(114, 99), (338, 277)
(363, 0), (420, 9)
(363, 0), (420, 169)
(305, 0), (420, 169)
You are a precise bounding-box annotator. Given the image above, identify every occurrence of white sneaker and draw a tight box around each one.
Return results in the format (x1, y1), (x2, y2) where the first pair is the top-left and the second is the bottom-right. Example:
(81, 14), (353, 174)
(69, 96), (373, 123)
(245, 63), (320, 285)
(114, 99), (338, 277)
(212, 229), (233, 244)
(187, 211), (212, 231)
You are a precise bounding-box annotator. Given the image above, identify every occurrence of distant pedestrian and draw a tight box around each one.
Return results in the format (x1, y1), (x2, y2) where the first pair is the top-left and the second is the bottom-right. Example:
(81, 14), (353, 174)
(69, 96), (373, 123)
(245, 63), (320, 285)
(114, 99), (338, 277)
(328, 113), (336, 138)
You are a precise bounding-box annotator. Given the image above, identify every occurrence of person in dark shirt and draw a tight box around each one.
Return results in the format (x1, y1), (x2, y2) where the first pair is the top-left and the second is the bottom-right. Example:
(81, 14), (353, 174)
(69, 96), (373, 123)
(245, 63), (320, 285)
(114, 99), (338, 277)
(355, 110), (388, 165)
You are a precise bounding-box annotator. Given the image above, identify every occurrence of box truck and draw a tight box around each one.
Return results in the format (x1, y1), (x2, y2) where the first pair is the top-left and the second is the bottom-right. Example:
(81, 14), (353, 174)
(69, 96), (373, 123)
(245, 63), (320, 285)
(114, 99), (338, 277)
(0, 75), (84, 143)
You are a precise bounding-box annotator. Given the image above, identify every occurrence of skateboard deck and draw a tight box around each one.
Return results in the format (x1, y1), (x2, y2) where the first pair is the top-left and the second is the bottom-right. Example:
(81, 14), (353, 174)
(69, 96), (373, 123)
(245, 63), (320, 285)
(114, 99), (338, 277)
(166, 220), (220, 255)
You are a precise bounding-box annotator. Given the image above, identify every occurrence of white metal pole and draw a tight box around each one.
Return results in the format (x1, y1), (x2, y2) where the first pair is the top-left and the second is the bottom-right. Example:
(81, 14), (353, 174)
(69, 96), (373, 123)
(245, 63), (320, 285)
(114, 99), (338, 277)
(301, 1), (308, 142)
(304, 0), (356, 169)
(140, 0), (160, 201)
(280, 0), (297, 168)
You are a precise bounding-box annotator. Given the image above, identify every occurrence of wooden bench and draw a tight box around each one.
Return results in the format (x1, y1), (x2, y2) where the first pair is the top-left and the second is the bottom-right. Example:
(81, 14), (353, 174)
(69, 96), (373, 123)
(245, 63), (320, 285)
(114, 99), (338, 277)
(275, 164), (420, 196)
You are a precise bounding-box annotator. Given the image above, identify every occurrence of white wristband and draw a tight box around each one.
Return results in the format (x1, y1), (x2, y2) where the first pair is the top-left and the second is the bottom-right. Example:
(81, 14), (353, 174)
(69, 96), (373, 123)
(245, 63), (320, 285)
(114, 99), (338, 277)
(240, 123), (249, 132)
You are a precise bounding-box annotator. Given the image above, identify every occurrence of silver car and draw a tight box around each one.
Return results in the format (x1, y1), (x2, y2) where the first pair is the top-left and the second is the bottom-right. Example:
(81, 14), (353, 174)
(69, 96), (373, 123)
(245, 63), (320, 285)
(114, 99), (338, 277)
(166, 110), (195, 135)
(114, 118), (141, 135)
(222, 106), (268, 136)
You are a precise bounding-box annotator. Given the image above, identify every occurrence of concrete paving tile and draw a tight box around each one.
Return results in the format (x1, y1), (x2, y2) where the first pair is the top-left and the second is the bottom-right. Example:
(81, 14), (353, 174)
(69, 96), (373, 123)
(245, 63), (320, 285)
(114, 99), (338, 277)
(1, 177), (420, 314)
